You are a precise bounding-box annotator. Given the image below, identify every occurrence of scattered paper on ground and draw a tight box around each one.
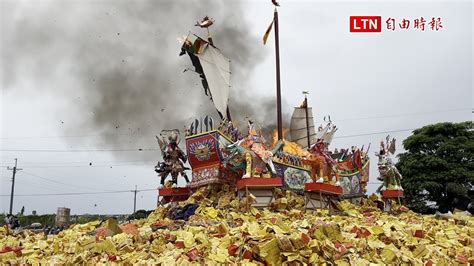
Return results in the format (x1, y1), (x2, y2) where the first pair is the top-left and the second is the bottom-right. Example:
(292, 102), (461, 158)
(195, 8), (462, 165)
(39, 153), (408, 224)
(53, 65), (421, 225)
(1, 189), (473, 264)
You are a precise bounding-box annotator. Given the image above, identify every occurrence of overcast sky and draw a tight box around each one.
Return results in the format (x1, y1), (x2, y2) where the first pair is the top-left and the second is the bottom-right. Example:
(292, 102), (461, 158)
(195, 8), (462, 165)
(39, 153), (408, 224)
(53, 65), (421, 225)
(1, 0), (472, 215)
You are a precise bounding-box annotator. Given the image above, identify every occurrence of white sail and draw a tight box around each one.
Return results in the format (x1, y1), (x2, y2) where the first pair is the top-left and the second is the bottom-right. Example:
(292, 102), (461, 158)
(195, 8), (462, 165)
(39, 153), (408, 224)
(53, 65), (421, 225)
(181, 33), (231, 118)
(196, 45), (231, 118)
(290, 107), (317, 149)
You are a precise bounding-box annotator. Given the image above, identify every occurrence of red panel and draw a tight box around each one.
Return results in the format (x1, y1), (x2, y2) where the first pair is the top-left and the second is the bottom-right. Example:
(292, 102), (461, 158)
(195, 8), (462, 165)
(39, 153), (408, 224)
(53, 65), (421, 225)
(186, 132), (221, 169)
(158, 187), (191, 196)
(382, 189), (404, 198)
(304, 183), (343, 195)
(236, 178), (283, 189)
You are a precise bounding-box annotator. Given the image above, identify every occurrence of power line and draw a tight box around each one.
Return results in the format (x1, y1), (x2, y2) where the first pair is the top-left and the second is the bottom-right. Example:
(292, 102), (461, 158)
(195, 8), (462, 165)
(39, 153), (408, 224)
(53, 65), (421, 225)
(3, 160), (155, 165)
(1, 107), (470, 141)
(20, 171), (115, 192)
(0, 160), (155, 168)
(332, 107), (471, 122)
(0, 133), (141, 140)
(0, 188), (157, 197)
(7, 163), (152, 169)
(0, 148), (159, 153)
(0, 127), (415, 153)
(334, 128), (415, 139)
(14, 178), (77, 193)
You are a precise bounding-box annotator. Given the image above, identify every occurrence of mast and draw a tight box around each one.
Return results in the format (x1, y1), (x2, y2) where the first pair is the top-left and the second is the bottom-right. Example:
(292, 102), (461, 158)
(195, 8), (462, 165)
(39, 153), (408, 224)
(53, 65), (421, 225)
(274, 8), (283, 140)
(303, 92), (311, 148)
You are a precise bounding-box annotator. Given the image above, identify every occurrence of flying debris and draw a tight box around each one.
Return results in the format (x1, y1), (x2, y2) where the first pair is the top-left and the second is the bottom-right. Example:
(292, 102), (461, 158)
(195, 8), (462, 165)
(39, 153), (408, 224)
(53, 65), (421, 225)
(195, 16), (214, 28)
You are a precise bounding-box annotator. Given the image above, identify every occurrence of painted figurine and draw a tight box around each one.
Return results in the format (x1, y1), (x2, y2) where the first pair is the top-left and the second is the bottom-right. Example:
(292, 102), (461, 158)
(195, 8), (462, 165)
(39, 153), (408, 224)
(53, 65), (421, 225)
(155, 130), (190, 186)
(306, 139), (340, 186)
(376, 135), (403, 191)
(226, 120), (277, 178)
(304, 121), (341, 186)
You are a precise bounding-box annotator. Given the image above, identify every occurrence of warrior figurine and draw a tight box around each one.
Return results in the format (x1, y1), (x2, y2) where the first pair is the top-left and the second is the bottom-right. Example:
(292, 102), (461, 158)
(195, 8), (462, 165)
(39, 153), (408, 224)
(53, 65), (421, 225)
(155, 130), (190, 186)
(226, 120), (277, 178)
(376, 135), (403, 191)
(242, 120), (276, 177)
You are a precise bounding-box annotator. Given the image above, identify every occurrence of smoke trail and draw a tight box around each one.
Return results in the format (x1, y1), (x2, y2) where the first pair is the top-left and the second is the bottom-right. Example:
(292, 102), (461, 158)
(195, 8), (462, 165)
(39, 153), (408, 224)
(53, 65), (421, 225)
(1, 0), (287, 160)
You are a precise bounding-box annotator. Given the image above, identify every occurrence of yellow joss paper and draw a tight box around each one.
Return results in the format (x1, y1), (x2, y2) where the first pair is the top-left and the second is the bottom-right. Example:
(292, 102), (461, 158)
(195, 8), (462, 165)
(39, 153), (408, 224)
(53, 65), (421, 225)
(256, 237), (281, 265)
(322, 224), (343, 241)
(334, 259), (351, 266)
(367, 238), (386, 249)
(175, 231), (195, 248)
(198, 206), (219, 219)
(444, 227), (458, 240)
(102, 218), (123, 237)
(241, 260), (260, 266)
(381, 247), (397, 263)
(1, 189), (473, 264)
(207, 251), (228, 263)
(412, 244), (429, 258)
(92, 239), (117, 254)
(370, 225), (384, 235)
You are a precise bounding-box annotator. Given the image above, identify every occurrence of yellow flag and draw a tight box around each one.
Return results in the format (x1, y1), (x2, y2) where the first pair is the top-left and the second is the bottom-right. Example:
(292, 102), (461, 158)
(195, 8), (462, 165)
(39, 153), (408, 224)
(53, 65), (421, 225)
(263, 19), (274, 45)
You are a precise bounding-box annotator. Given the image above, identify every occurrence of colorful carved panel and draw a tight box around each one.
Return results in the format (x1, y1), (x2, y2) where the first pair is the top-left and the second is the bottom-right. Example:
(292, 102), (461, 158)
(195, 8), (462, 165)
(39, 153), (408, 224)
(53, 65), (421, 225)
(186, 132), (220, 169)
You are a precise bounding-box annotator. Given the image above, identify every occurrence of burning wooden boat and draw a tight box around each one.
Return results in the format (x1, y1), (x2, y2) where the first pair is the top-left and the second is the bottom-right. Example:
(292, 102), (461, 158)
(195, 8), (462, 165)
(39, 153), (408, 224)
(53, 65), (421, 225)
(161, 15), (371, 209)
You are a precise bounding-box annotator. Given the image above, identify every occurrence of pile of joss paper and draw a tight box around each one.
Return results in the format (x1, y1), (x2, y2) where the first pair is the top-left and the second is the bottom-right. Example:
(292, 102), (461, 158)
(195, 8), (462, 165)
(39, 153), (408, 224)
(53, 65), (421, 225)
(1, 186), (473, 265)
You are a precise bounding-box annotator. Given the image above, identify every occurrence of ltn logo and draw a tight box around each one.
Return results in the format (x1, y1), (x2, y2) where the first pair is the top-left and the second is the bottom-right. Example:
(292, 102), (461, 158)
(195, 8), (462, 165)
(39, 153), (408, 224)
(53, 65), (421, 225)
(350, 16), (382, 32)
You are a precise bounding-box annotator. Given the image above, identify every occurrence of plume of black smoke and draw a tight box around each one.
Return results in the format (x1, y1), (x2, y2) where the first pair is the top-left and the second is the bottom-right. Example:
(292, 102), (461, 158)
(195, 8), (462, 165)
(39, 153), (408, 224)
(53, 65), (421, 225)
(1, 0), (289, 160)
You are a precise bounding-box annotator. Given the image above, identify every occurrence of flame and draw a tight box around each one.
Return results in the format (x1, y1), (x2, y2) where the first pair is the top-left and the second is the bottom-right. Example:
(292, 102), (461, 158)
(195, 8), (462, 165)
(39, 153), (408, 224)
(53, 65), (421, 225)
(270, 128), (289, 147)
(282, 140), (310, 157)
(269, 128), (310, 157)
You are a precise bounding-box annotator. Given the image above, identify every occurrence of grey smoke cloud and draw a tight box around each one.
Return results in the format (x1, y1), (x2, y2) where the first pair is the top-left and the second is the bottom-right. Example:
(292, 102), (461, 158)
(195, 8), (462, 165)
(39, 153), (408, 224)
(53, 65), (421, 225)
(1, 0), (282, 160)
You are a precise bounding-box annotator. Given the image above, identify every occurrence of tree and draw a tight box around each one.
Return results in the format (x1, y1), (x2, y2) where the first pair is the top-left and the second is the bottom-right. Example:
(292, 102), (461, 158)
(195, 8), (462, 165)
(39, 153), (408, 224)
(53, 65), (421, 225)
(397, 121), (473, 214)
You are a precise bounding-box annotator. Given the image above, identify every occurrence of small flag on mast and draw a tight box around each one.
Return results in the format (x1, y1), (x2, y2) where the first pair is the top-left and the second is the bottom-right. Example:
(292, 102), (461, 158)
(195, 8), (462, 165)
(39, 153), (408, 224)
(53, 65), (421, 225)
(263, 19), (274, 45)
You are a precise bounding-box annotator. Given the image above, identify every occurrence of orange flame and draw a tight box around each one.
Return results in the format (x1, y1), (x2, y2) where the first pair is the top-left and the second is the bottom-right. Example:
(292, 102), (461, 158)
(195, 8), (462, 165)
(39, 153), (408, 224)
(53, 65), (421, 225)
(270, 128), (289, 147)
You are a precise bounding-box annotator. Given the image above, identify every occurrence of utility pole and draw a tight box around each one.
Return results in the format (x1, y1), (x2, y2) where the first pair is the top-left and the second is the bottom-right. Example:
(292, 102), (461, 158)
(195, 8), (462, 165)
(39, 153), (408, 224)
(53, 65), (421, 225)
(133, 185), (137, 213)
(7, 158), (22, 215)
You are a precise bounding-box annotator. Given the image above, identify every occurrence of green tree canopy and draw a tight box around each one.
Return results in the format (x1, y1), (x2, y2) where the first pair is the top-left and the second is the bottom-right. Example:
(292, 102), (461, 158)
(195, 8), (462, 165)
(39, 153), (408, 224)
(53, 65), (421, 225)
(397, 121), (473, 214)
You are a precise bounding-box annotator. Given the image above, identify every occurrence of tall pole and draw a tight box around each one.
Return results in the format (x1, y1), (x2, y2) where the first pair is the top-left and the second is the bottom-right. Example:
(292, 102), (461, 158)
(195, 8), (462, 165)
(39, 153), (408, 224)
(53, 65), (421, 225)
(274, 8), (283, 140)
(304, 95), (311, 148)
(133, 185), (137, 213)
(7, 158), (22, 215)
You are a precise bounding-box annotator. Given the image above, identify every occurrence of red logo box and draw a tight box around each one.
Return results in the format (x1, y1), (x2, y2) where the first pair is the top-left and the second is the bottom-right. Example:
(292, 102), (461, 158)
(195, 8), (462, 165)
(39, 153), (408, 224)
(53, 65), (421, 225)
(350, 16), (382, 32)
